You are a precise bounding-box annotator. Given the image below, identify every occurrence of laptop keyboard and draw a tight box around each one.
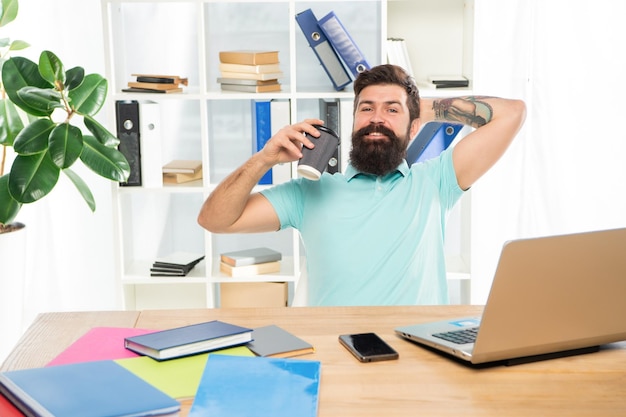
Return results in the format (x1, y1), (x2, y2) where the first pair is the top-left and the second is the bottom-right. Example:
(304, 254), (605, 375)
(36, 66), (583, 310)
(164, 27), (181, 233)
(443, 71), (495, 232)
(433, 327), (479, 344)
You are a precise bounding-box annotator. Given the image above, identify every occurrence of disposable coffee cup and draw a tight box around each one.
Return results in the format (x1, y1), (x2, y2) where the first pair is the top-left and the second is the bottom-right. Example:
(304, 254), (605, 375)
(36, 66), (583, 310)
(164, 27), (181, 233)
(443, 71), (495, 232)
(297, 125), (340, 181)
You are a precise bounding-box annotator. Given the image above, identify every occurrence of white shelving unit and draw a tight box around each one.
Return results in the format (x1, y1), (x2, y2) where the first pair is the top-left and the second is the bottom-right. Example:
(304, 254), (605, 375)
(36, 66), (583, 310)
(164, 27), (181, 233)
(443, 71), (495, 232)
(101, 0), (475, 309)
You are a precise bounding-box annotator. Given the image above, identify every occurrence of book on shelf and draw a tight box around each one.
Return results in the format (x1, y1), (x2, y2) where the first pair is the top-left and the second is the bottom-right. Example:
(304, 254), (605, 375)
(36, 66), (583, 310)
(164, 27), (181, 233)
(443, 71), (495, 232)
(217, 77), (279, 86)
(127, 81), (183, 91)
(188, 355), (321, 417)
(131, 74), (189, 86)
(247, 325), (315, 358)
(386, 37), (414, 77)
(0, 360), (180, 417)
(124, 320), (253, 361)
(150, 267), (188, 277)
(218, 62), (282, 74)
(151, 252), (204, 277)
(220, 247), (282, 267)
(162, 159), (202, 174)
(122, 87), (183, 94)
(219, 50), (279, 65)
(125, 73), (187, 93)
(162, 170), (203, 184)
(219, 260), (281, 277)
(219, 70), (283, 81)
(220, 82), (281, 93)
(425, 75), (470, 88)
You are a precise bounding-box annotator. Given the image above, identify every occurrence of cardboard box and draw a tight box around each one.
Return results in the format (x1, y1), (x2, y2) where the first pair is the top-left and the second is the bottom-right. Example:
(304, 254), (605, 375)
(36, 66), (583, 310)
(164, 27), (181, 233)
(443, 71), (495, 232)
(220, 282), (288, 307)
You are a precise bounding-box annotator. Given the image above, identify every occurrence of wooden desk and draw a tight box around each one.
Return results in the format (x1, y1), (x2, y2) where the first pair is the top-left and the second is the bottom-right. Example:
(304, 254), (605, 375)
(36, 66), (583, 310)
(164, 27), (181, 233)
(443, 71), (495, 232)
(3, 305), (626, 416)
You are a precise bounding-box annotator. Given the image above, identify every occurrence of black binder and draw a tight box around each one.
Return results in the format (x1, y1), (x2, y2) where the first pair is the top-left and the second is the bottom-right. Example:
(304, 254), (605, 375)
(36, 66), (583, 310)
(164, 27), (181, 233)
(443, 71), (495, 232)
(115, 100), (142, 186)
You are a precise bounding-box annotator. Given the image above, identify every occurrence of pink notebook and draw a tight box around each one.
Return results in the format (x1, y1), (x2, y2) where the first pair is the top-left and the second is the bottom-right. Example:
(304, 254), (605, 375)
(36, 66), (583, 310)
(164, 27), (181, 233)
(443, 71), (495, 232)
(47, 327), (155, 366)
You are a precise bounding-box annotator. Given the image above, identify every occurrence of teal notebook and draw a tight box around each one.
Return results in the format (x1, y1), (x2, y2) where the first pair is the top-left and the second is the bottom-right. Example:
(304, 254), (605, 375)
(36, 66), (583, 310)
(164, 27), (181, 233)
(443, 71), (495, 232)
(189, 355), (321, 417)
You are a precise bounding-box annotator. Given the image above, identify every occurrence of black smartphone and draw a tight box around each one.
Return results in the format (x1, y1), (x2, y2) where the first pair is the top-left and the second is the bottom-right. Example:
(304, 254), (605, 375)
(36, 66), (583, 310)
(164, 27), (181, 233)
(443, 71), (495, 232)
(338, 333), (399, 363)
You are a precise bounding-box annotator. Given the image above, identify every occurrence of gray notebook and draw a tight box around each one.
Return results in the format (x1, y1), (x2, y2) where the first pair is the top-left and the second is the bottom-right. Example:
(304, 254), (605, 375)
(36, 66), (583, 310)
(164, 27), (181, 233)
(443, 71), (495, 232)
(247, 325), (314, 358)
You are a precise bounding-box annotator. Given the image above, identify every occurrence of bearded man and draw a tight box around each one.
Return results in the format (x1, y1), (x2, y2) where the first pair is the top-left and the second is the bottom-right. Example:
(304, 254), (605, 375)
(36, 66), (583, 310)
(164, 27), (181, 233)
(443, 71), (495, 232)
(198, 65), (526, 306)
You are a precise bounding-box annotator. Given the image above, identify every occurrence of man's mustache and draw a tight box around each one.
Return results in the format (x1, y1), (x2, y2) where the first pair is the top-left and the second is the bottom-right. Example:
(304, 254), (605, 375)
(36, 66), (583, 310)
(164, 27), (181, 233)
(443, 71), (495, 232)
(354, 124), (397, 140)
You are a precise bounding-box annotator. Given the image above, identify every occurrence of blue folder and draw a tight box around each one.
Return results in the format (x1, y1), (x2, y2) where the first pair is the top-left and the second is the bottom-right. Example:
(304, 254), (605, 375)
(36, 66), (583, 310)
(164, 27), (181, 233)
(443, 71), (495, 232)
(406, 122), (463, 166)
(318, 11), (371, 77)
(296, 9), (352, 91)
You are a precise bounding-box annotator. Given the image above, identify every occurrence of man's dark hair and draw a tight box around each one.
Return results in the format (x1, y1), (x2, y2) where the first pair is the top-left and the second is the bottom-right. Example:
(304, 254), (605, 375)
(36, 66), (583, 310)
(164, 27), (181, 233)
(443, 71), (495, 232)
(353, 64), (420, 121)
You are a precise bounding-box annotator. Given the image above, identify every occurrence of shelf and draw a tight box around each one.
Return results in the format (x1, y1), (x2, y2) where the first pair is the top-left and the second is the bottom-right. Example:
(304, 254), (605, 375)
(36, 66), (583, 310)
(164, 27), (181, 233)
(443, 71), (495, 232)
(104, 0), (476, 309)
(121, 257), (300, 285)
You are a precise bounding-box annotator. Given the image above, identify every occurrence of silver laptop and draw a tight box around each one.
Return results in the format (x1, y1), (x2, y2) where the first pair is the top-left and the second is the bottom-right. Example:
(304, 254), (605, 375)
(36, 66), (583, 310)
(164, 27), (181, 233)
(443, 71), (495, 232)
(395, 227), (626, 365)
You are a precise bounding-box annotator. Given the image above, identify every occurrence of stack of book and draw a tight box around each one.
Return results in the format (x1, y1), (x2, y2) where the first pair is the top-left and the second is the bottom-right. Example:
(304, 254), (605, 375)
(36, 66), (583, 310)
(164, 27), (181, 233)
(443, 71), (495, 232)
(162, 159), (203, 184)
(219, 247), (282, 277)
(217, 50), (283, 93)
(150, 252), (205, 277)
(123, 73), (188, 94)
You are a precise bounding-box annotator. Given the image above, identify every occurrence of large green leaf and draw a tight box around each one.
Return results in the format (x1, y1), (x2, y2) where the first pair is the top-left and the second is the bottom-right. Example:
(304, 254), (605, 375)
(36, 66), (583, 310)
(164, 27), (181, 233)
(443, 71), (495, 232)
(8, 151), (60, 203)
(48, 122), (83, 169)
(68, 73), (107, 116)
(65, 66), (85, 90)
(38, 50), (65, 87)
(2, 56), (53, 116)
(0, 174), (21, 225)
(13, 118), (54, 155)
(0, 0), (18, 28)
(80, 135), (130, 182)
(0, 97), (24, 146)
(16, 86), (63, 113)
(84, 115), (119, 147)
(63, 168), (96, 212)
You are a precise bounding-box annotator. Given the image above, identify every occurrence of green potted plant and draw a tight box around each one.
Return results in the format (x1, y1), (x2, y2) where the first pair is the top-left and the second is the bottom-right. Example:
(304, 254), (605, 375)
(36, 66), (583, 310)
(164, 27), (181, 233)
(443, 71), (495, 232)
(0, 0), (130, 235)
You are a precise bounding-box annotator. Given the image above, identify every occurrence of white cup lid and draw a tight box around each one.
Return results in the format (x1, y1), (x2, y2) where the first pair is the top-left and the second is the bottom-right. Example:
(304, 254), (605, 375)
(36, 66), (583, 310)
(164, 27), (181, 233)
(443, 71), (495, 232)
(297, 165), (322, 181)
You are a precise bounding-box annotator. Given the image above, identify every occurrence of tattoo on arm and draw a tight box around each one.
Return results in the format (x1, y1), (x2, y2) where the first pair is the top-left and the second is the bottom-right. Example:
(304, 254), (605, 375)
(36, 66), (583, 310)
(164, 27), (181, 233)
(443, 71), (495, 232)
(432, 96), (494, 128)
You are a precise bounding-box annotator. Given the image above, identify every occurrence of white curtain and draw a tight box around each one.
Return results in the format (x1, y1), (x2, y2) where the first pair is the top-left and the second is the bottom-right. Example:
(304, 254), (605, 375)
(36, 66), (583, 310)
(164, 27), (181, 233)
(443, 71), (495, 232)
(0, 0), (116, 361)
(470, 0), (626, 302)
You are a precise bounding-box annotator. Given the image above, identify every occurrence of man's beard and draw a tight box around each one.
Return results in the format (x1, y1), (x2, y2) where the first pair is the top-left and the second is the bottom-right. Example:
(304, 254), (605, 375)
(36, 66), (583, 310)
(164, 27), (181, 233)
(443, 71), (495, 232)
(349, 124), (409, 176)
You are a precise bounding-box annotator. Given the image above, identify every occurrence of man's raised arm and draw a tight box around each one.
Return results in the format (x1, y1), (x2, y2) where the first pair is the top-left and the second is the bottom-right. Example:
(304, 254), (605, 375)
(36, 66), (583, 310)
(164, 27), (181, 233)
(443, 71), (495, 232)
(197, 119), (323, 233)
(420, 96), (526, 191)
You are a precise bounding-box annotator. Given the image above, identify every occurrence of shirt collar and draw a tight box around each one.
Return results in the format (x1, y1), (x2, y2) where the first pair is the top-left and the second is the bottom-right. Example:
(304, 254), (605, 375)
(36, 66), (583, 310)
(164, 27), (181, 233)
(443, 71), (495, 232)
(345, 159), (410, 181)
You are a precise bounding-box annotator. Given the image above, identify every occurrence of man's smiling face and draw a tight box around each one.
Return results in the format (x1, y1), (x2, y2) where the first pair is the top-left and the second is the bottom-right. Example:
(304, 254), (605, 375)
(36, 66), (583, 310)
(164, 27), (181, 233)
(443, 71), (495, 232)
(350, 84), (419, 176)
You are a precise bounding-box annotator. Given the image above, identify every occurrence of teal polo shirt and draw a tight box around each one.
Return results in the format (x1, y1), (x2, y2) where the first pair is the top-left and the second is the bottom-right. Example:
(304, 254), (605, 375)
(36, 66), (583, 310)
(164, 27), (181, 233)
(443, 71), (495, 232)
(260, 147), (464, 306)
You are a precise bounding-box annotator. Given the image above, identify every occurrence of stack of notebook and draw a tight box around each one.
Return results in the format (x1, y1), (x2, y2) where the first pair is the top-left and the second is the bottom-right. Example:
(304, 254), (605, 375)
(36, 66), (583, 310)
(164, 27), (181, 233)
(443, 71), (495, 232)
(150, 252), (205, 277)
(219, 247), (282, 277)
